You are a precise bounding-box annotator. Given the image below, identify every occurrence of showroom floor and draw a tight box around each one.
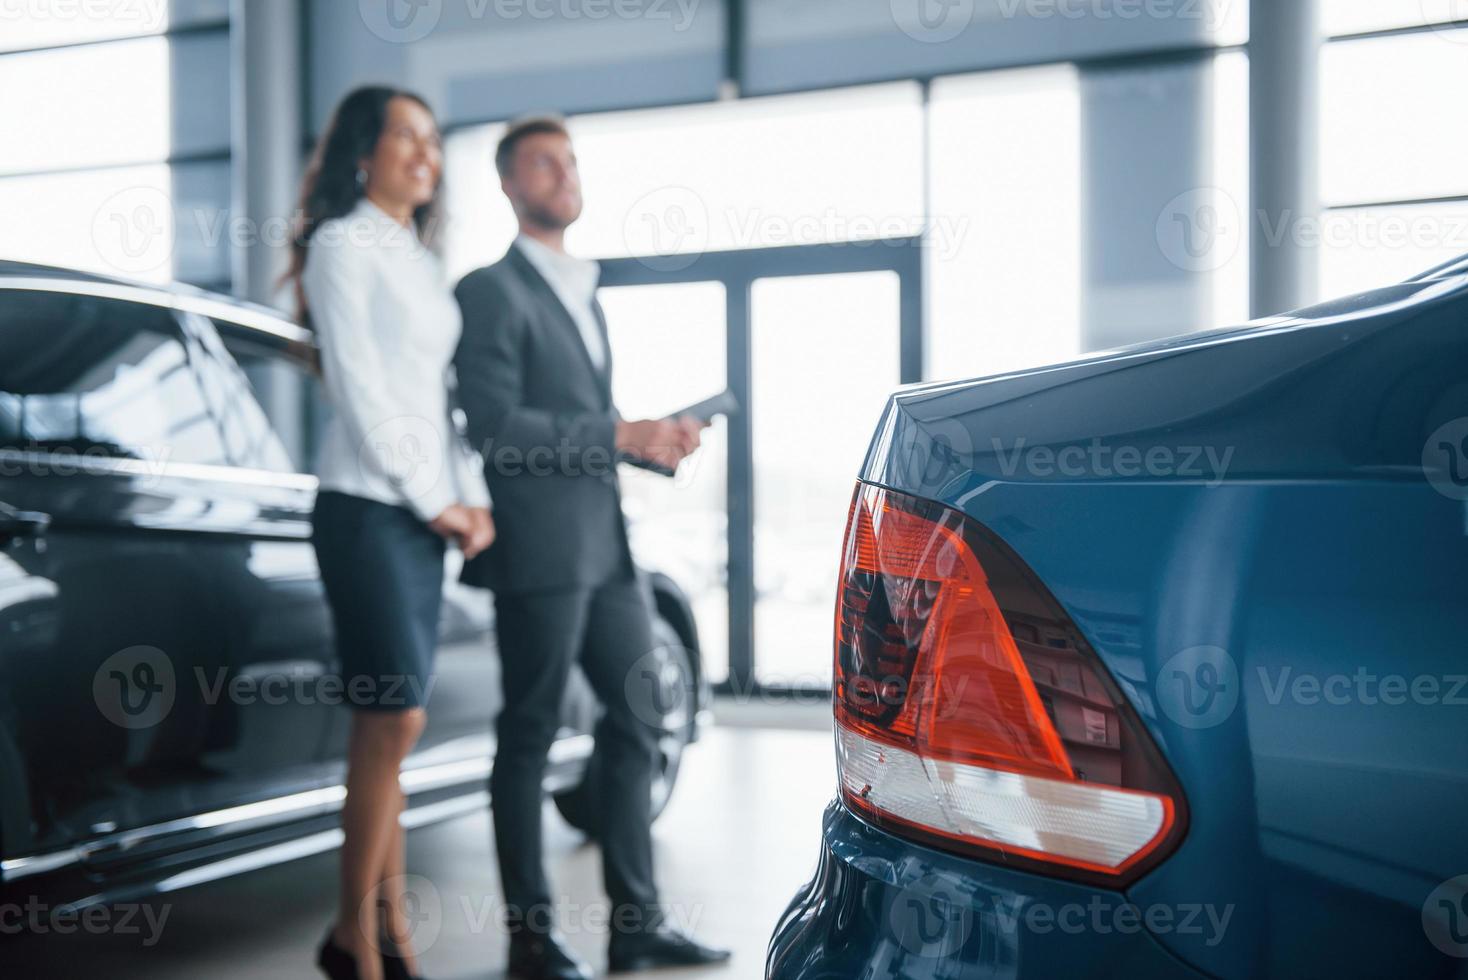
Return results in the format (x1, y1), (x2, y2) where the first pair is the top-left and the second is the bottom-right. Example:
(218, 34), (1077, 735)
(14, 710), (835, 979)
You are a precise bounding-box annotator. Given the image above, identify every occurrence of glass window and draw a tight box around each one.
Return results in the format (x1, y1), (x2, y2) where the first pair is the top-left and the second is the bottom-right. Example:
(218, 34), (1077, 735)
(1206, 51), (1251, 329)
(0, 165), (176, 284)
(444, 84), (925, 273)
(1321, 31), (1468, 207)
(0, 37), (171, 176)
(927, 65), (1083, 381)
(0, 291), (227, 467)
(1319, 202), (1468, 300)
(443, 122), (514, 282)
(0, 0), (171, 53)
(186, 315), (296, 473)
(1322, 0), (1466, 36)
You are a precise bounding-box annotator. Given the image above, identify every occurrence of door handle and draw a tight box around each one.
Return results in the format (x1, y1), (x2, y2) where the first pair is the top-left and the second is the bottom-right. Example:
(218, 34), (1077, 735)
(0, 508), (51, 541)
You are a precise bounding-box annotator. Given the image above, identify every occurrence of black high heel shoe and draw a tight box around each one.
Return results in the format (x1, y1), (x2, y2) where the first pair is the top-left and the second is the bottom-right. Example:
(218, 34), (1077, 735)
(317, 933), (362, 980)
(380, 932), (427, 980)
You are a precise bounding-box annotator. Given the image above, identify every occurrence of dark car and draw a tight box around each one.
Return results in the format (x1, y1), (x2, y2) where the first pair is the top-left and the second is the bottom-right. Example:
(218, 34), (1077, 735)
(767, 256), (1468, 978)
(0, 260), (709, 910)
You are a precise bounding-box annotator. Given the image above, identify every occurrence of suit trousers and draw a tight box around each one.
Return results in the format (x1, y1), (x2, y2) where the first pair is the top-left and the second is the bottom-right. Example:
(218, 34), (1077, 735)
(489, 573), (663, 934)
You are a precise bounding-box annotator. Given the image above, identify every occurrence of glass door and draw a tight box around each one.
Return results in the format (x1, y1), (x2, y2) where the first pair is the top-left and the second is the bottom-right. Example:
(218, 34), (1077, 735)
(750, 272), (902, 687)
(600, 281), (730, 683)
(599, 240), (922, 694)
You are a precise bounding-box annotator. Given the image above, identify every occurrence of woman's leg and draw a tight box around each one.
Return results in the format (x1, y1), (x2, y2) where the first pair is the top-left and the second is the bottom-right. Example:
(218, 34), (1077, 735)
(332, 707), (427, 980)
(379, 786), (423, 976)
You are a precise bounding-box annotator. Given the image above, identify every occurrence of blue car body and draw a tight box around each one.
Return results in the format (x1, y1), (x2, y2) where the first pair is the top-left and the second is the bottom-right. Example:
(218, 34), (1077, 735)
(768, 259), (1468, 979)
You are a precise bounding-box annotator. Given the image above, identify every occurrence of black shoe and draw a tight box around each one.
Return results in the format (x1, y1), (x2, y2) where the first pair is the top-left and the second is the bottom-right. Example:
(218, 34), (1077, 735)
(379, 933), (426, 980)
(506, 931), (593, 980)
(608, 925), (732, 974)
(317, 933), (362, 980)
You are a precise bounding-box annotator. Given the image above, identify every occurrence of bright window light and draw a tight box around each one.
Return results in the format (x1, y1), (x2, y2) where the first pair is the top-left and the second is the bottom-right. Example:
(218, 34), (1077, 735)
(0, 0), (170, 53)
(0, 36), (172, 176)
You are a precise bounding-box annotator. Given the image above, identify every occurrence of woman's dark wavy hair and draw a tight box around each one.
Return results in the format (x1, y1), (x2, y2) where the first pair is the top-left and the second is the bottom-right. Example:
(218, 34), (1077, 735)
(283, 85), (444, 327)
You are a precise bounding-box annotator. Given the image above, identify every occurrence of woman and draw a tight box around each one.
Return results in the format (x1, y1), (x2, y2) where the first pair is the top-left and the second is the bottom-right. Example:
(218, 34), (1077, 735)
(286, 86), (494, 980)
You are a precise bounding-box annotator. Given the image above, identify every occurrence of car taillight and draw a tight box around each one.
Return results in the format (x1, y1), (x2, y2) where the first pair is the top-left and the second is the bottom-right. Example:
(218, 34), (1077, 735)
(833, 483), (1186, 886)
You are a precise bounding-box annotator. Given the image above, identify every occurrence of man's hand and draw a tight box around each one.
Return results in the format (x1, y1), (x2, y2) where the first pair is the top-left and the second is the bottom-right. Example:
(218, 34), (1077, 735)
(615, 417), (707, 471)
(429, 503), (496, 559)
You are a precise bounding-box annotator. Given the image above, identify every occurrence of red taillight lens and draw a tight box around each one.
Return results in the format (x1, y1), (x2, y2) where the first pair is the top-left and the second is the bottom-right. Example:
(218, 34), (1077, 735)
(833, 484), (1186, 886)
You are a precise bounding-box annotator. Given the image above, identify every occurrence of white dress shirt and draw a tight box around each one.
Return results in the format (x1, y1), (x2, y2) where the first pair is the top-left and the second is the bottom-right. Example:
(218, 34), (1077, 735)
(514, 234), (607, 371)
(303, 198), (489, 523)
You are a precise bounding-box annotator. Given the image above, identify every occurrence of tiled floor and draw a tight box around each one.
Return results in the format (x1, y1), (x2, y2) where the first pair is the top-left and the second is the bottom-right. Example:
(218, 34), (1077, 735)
(9, 719), (836, 979)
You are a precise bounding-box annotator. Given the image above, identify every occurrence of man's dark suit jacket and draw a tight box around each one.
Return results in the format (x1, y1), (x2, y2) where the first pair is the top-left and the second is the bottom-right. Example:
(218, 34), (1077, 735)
(453, 245), (634, 595)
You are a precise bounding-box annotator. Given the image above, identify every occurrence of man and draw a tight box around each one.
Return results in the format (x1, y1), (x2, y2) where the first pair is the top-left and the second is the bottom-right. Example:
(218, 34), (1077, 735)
(453, 117), (729, 980)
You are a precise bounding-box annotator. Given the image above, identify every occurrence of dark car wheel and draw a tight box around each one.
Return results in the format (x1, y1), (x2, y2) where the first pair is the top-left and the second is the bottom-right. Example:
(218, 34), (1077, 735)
(553, 617), (696, 836)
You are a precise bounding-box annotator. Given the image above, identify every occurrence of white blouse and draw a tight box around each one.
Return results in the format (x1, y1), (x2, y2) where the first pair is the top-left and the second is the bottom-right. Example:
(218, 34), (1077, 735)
(302, 198), (489, 523)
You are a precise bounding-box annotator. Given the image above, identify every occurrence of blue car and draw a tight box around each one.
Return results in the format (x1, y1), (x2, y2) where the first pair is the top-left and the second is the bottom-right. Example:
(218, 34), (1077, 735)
(767, 255), (1468, 979)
